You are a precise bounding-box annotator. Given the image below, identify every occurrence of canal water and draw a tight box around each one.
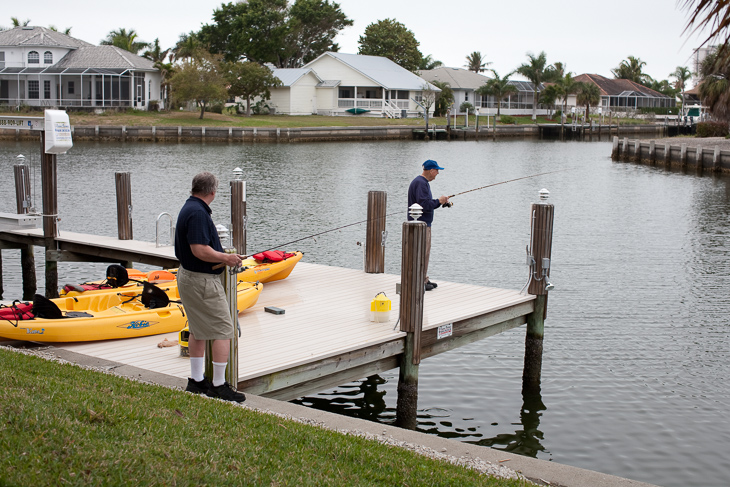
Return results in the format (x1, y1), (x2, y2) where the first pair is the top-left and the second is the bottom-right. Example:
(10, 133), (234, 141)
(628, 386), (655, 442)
(1, 138), (728, 487)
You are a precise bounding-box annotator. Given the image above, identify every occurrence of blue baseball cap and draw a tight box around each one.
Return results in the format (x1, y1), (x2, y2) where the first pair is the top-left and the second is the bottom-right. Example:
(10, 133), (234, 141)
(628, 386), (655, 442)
(423, 159), (444, 170)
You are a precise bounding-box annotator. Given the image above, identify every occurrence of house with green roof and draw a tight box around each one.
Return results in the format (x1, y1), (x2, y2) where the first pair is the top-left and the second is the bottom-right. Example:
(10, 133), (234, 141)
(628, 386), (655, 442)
(0, 26), (162, 110)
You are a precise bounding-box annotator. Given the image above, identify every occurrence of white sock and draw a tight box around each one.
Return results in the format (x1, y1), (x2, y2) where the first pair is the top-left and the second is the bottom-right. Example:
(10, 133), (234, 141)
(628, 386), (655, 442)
(212, 361), (227, 387)
(190, 357), (205, 382)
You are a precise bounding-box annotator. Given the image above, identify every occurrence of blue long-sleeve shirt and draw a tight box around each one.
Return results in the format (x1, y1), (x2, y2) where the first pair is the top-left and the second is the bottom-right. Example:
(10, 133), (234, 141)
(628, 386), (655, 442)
(407, 175), (441, 227)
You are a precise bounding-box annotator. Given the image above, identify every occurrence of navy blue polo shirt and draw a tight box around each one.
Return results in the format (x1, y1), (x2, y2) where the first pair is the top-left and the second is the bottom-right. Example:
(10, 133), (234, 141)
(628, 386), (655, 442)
(174, 196), (224, 274)
(407, 175), (441, 227)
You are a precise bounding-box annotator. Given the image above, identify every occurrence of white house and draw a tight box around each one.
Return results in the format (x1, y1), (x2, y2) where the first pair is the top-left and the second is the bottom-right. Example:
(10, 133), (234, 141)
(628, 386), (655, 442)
(0, 26), (162, 110)
(266, 52), (440, 117)
(419, 67), (547, 116)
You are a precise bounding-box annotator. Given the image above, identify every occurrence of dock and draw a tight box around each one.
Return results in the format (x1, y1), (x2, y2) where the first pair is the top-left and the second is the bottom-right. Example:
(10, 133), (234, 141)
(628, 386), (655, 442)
(47, 261), (534, 401)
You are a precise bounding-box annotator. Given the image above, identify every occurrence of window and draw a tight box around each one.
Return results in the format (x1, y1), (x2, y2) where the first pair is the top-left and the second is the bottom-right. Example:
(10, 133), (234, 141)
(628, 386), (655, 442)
(339, 87), (353, 98)
(68, 81), (75, 94)
(44, 80), (51, 99)
(44, 51), (53, 64)
(28, 80), (39, 99)
(414, 91), (423, 103)
(28, 51), (39, 64)
(0, 52), (4, 69)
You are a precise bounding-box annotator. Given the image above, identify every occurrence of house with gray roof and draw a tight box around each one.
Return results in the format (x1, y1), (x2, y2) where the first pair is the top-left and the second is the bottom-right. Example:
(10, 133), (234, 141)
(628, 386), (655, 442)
(265, 52), (440, 117)
(0, 26), (162, 110)
(419, 67), (547, 116)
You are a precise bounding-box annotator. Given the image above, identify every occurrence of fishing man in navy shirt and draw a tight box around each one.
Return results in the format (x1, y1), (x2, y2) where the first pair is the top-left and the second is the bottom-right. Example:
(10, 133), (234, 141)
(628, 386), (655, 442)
(407, 160), (449, 291)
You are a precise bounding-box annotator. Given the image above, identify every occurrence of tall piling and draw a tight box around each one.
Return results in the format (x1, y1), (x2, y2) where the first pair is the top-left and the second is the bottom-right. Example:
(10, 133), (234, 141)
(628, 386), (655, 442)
(230, 178), (247, 255)
(396, 217), (426, 430)
(115, 172), (133, 240)
(523, 190), (554, 387)
(13, 164), (32, 214)
(40, 132), (59, 298)
(365, 191), (387, 273)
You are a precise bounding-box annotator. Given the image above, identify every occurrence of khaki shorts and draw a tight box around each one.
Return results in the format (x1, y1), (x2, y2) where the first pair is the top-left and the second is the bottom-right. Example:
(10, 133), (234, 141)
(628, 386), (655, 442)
(177, 267), (235, 340)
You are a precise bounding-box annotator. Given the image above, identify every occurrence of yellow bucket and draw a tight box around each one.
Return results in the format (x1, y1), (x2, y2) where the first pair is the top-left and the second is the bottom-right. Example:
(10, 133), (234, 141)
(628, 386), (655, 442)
(370, 292), (391, 322)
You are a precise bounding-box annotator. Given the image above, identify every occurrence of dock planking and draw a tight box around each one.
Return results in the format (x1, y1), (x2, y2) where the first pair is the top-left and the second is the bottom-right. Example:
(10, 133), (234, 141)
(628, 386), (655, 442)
(49, 261), (535, 401)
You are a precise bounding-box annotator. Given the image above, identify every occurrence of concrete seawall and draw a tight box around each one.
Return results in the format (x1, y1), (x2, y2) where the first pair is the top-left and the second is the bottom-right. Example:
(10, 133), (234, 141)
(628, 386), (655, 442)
(1, 123), (667, 143)
(611, 135), (730, 174)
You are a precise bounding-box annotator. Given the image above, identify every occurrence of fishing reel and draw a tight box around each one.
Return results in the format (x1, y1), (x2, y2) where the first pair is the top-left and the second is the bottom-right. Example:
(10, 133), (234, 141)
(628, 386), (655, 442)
(442, 201), (453, 208)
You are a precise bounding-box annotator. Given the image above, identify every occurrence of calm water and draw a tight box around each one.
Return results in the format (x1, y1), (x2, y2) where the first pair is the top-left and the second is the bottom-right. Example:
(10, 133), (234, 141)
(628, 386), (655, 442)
(1, 138), (729, 487)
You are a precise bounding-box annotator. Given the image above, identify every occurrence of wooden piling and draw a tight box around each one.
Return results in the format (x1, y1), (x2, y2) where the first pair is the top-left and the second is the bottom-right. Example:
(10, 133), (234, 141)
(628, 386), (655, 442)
(13, 164), (32, 214)
(696, 147), (704, 174)
(230, 180), (247, 255)
(664, 143), (671, 167)
(633, 140), (641, 162)
(115, 172), (133, 240)
(621, 137), (629, 162)
(40, 132), (59, 298)
(224, 248), (239, 389)
(365, 191), (387, 273)
(21, 245), (36, 300)
(0, 252), (3, 299)
(396, 220), (426, 429)
(523, 194), (554, 386)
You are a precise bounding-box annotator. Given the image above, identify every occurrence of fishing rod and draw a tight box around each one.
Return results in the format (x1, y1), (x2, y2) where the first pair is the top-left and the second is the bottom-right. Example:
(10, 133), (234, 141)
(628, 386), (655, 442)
(442, 168), (570, 207)
(215, 168), (569, 267)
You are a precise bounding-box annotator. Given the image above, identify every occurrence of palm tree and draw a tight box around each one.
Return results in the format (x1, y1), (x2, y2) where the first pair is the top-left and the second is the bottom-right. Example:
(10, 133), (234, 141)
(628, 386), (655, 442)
(172, 32), (203, 62)
(611, 56), (647, 84)
(553, 73), (580, 130)
(144, 39), (173, 109)
(698, 47), (730, 121)
(48, 25), (72, 35)
(539, 84), (561, 119)
(431, 80), (454, 117)
(670, 66), (692, 116)
(576, 82), (601, 121)
(516, 51), (550, 121)
(476, 70), (517, 120)
(11, 17), (31, 27)
(419, 54), (444, 70)
(101, 28), (149, 55)
(465, 51), (490, 73)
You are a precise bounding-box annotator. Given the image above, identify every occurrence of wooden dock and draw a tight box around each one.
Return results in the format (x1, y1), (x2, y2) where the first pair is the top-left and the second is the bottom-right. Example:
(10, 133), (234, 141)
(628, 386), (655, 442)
(46, 261), (534, 401)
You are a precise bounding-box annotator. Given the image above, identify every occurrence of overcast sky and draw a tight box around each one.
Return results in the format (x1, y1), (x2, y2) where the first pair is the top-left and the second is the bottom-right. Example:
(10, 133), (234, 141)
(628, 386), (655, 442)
(5, 0), (712, 85)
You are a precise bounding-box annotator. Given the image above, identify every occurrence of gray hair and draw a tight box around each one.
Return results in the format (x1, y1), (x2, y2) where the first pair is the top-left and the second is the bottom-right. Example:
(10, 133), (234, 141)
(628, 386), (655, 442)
(190, 172), (219, 196)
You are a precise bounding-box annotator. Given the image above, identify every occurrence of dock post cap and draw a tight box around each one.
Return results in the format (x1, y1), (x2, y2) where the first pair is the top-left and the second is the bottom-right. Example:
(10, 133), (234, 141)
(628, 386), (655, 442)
(539, 188), (550, 202)
(233, 167), (243, 179)
(216, 223), (230, 243)
(408, 203), (423, 221)
(16, 154), (26, 163)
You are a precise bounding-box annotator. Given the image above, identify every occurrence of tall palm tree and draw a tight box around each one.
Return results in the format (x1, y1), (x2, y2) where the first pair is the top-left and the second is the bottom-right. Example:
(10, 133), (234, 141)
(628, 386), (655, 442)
(465, 51), (490, 73)
(144, 39), (173, 109)
(476, 70), (517, 120)
(48, 25), (72, 35)
(101, 28), (149, 55)
(611, 56), (647, 84)
(539, 84), (561, 119)
(172, 32), (203, 62)
(516, 51), (550, 121)
(554, 73), (580, 129)
(670, 66), (693, 116)
(576, 82), (601, 121)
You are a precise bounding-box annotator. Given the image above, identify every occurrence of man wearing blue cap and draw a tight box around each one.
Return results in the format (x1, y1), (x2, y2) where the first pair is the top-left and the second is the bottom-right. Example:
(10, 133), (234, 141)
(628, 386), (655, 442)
(408, 160), (450, 291)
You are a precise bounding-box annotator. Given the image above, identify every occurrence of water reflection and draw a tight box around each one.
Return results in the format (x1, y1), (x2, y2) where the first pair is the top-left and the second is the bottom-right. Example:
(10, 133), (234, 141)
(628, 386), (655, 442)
(295, 374), (548, 458)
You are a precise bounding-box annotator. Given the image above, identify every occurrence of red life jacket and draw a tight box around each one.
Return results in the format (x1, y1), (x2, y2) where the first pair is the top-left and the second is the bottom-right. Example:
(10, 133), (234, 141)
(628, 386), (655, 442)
(0, 301), (34, 321)
(252, 250), (296, 262)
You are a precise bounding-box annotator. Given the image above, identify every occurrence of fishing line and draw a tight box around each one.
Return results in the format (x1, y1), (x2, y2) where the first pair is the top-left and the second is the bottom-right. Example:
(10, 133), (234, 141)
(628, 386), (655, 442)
(224, 167), (571, 261)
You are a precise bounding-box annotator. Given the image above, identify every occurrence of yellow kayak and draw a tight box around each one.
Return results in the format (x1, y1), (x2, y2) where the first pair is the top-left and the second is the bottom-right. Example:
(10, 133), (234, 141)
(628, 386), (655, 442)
(0, 281), (262, 343)
(60, 251), (303, 297)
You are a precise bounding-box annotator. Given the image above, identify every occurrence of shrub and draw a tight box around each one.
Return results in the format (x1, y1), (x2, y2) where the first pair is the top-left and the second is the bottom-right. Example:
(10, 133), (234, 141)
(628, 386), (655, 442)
(210, 103), (224, 114)
(500, 115), (515, 124)
(459, 101), (474, 112)
(696, 121), (729, 138)
(148, 100), (160, 112)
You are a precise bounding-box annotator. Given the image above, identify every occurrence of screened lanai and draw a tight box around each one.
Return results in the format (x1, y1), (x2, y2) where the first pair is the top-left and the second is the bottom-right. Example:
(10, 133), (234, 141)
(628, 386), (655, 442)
(0, 65), (145, 108)
(476, 80), (542, 111)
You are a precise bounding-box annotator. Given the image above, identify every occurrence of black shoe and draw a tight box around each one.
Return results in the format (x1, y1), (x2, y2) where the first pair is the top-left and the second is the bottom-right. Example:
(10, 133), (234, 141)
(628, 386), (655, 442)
(427, 280), (438, 289)
(206, 382), (246, 403)
(425, 282), (436, 291)
(185, 377), (210, 395)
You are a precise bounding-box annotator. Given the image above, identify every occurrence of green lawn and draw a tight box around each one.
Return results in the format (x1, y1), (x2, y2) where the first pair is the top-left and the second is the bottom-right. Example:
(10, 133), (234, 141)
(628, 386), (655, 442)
(0, 348), (533, 486)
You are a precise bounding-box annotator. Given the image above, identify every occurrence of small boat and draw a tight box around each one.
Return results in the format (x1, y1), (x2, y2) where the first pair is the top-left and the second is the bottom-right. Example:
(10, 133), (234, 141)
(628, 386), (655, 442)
(59, 251), (303, 297)
(346, 107), (370, 114)
(0, 281), (262, 343)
